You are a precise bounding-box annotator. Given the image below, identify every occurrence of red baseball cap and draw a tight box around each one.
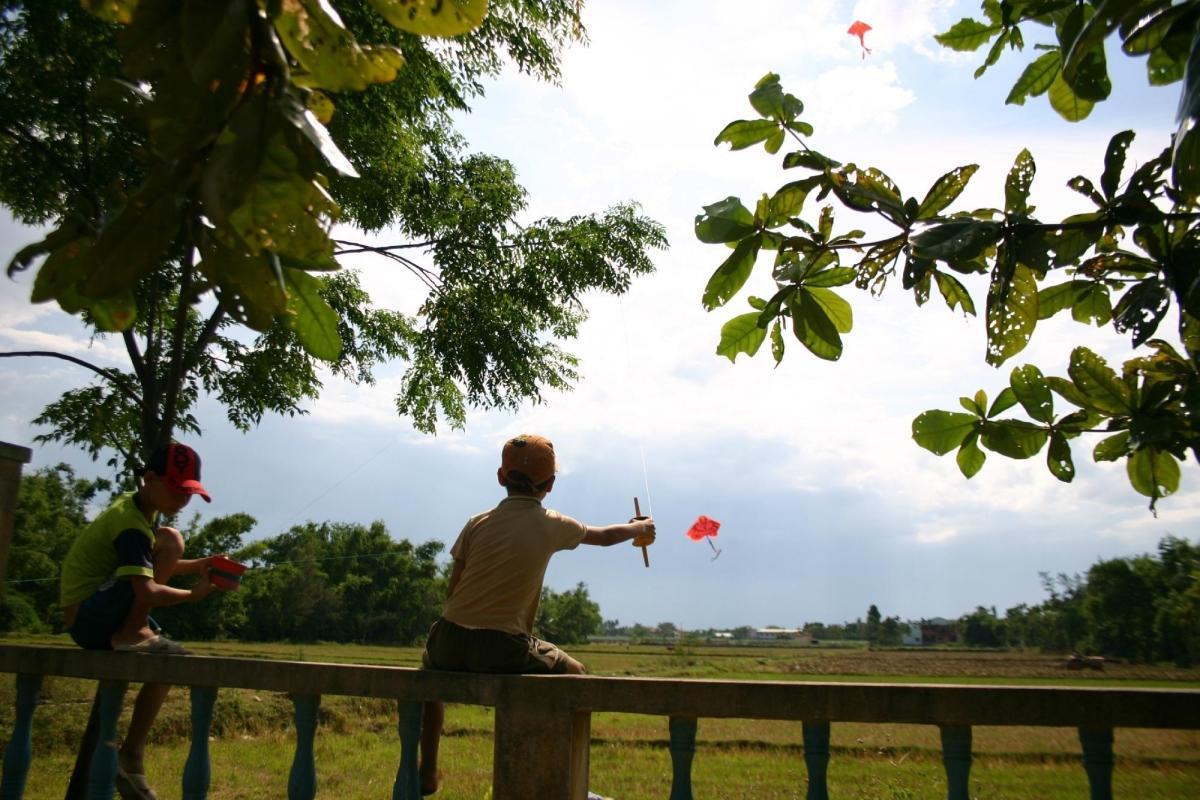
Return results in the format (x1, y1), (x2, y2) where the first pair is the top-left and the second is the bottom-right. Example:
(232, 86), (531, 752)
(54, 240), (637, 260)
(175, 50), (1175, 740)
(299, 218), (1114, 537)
(146, 442), (211, 502)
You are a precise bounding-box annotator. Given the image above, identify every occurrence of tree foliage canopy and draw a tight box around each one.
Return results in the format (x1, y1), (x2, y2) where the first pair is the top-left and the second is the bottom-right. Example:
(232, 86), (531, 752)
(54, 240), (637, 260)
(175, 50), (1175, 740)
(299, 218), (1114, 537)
(1, 0), (665, 471)
(697, 0), (1200, 509)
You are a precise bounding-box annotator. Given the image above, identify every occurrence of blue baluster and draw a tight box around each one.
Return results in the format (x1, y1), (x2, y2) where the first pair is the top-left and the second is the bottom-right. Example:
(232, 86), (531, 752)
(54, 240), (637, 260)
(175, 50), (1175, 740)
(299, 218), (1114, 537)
(1078, 728), (1114, 800)
(1, 673), (42, 799)
(668, 716), (697, 800)
(939, 725), (972, 800)
(182, 687), (218, 800)
(87, 681), (127, 800)
(802, 721), (830, 800)
(392, 701), (423, 800)
(288, 694), (320, 800)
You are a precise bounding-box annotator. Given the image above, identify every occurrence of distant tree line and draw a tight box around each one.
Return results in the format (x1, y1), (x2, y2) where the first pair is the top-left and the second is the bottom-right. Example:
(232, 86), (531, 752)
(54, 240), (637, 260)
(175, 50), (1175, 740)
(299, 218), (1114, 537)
(1, 465), (602, 646)
(826, 537), (1198, 665)
(955, 535), (1199, 665)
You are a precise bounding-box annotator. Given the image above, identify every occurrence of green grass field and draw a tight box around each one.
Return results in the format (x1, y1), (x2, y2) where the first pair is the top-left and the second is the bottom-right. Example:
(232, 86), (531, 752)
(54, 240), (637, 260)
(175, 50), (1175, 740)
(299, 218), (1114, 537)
(3, 635), (1198, 799)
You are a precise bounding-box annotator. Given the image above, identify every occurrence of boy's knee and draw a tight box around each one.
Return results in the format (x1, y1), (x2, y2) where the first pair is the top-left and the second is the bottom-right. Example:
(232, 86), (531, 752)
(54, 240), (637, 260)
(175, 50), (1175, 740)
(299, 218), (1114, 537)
(154, 527), (184, 560)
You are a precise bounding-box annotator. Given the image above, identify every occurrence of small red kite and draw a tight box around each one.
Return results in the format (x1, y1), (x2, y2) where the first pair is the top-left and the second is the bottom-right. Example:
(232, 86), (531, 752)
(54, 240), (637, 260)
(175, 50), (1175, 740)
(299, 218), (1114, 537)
(686, 515), (722, 559)
(848, 20), (872, 58)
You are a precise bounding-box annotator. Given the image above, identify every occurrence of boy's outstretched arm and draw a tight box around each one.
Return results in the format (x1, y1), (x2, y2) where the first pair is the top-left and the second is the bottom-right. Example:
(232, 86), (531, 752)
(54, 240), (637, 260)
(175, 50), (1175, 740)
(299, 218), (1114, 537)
(582, 518), (655, 548)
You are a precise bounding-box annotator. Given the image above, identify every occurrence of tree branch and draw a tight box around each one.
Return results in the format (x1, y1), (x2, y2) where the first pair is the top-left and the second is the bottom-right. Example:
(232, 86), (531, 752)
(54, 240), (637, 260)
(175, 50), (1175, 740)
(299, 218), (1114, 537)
(0, 350), (142, 406)
(158, 251), (195, 447)
(333, 238), (440, 255)
(183, 302), (227, 376)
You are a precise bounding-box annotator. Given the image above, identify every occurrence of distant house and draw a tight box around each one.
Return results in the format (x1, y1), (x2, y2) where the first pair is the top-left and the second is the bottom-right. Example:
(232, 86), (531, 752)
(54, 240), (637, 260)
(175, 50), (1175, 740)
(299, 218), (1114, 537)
(750, 627), (813, 644)
(921, 617), (959, 645)
(712, 631), (733, 640)
(901, 623), (922, 646)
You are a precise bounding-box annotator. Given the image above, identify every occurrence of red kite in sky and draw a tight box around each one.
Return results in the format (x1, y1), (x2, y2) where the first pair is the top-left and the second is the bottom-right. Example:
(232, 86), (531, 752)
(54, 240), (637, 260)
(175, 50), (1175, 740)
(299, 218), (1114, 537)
(848, 20), (872, 58)
(686, 515), (722, 559)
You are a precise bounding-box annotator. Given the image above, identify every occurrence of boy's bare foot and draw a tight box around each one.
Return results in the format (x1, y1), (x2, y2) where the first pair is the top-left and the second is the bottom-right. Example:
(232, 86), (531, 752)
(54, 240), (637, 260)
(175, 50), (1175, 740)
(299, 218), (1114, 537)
(419, 762), (439, 795)
(117, 749), (144, 776)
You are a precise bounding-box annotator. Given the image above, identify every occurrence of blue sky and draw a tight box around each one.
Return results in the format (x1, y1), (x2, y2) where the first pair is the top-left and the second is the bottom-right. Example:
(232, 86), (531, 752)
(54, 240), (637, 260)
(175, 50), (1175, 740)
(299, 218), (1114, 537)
(1, 0), (1195, 630)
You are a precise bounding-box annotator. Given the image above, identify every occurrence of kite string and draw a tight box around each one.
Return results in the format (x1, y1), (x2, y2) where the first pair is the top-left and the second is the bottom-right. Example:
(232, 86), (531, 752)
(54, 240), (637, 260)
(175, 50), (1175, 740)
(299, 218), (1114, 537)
(616, 294), (654, 518)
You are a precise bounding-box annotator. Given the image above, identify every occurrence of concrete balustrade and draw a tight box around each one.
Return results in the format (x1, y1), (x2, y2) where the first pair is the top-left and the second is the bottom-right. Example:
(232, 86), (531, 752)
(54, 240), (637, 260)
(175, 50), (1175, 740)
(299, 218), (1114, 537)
(0, 644), (1197, 799)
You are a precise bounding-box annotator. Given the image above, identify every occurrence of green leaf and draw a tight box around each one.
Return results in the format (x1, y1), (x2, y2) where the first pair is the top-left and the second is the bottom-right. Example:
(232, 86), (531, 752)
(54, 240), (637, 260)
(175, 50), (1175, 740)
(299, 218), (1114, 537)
(957, 432), (987, 478)
(935, 18), (1002, 51)
(1126, 447), (1180, 508)
(783, 150), (840, 171)
(717, 312), (768, 362)
(702, 234), (762, 310)
(715, 119), (781, 151)
(367, 0), (488, 37)
(199, 246), (289, 331)
(934, 271), (976, 316)
(1006, 50), (1062, 105)
(804, 267), (856, 288)
(82, 0), (139, 24)
(1101, 130), (1136, 198)
(1172, 118), (1200, 199)
(807, 287), (852, 333)
(89, 292), (138, 332)
(749, 73), (804, 121)
(1094, 431), (1131, 462)
(225, 136), (341, 262)
(1067, 347), (1131, 415)
(980, 419), (1049, 459)
(1005, 149), (1036, 214)
(84, 181), (182, 298)
(789, 289), (843, 360)
(770, 320), (785, 365)
(1010, 364), (1054, 423)
(1047, 432), (1075, 482)
(275, 0), (406, 91)
(912, 220), (1002, 261)
(766, 178), (820, 227)
(1123, 3), (1190, 55)
(985, 262), (1039, 367)
(284, 270), (342, 361)
(1046, 376), (1090, 410)
(1112, 279), (1170, 347)
(695, 197), (756, 244)
(1048, 70), (1095, 121)
(975, 29), (1011, 78)
(988, 387), (1018, 418)
(913, 410), (979, 455)
(960, 394), (984, 416)
(916, 165), (979, 219)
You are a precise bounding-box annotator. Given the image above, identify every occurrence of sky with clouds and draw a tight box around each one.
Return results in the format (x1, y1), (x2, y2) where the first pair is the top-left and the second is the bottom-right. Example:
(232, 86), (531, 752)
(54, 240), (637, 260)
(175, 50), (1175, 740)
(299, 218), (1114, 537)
(1, 0), (1194, 630)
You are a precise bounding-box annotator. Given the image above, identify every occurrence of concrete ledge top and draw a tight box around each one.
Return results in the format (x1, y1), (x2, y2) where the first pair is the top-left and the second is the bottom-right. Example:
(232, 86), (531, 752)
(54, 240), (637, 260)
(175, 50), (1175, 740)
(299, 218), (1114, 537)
(1, 644), (1197, 729)
(0, 442), (32, 464)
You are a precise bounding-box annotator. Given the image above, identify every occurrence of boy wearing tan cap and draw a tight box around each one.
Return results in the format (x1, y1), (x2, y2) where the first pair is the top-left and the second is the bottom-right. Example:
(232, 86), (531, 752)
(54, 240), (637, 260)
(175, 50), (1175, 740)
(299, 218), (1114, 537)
(418, 433), (655, 794)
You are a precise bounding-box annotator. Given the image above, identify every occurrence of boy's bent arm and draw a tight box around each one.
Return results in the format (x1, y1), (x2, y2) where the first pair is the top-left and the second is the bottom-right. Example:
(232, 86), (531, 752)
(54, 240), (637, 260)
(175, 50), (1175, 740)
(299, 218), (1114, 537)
(582, 518), (655, 548)
(129, 574), (215, 607)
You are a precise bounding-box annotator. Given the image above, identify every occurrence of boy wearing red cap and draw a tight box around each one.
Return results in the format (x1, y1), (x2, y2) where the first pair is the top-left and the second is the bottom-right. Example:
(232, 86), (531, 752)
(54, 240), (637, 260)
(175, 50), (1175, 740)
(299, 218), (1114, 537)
(418, 434), (655, 794)
(60, 441), (227, 799)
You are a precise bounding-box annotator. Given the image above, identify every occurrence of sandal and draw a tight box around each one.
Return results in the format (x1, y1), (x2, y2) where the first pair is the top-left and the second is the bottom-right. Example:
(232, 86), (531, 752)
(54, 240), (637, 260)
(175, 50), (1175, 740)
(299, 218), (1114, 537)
(115, 764), (158, 800)
(113, 635), (190, 655)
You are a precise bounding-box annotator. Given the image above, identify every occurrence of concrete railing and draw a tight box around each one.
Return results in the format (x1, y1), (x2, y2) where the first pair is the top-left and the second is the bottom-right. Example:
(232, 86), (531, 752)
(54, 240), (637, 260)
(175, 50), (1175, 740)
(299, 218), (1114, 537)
(0, 644), (1197, 799)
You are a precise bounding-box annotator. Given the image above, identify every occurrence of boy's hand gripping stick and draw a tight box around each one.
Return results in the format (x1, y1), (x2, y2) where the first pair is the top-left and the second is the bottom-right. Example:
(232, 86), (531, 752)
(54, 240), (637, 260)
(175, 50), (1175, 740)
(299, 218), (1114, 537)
(634, 497), (649, 568)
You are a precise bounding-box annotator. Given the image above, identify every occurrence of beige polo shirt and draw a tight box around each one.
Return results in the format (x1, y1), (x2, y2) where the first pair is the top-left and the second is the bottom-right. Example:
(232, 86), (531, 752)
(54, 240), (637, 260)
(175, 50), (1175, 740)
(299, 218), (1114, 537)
(441, 496), (587, 635)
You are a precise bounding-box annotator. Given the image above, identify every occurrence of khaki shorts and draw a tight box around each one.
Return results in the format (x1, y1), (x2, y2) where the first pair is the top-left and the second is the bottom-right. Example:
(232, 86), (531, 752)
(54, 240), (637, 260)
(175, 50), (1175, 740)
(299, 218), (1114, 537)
(421, 617), (573, 674)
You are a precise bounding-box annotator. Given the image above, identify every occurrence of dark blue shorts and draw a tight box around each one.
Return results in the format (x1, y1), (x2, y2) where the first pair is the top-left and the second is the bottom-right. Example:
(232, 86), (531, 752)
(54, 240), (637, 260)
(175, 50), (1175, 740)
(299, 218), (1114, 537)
(69, 579), (159, 650)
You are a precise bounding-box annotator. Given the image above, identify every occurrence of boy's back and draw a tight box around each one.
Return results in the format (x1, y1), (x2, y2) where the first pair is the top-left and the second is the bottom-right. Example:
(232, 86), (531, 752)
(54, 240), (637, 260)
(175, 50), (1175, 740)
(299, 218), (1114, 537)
(441, 496), (585, 635)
